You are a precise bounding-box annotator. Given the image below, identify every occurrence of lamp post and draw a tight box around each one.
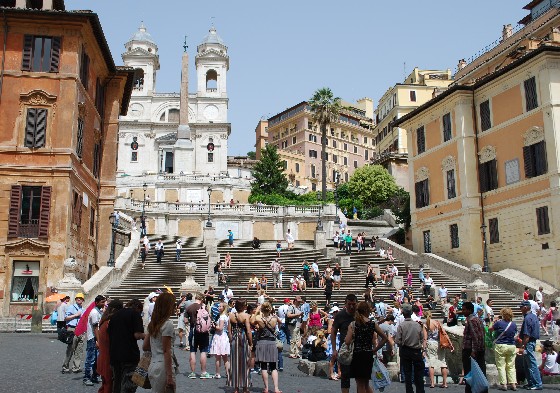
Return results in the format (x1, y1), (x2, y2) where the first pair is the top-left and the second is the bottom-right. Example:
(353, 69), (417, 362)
(141, 183), (147, 236)
(480, 223), (490, 272)
(334, 171), (340, 225)
(108, 213), (116, 267)
(316, 191), (323, 230)
(206, 186), (213, 228)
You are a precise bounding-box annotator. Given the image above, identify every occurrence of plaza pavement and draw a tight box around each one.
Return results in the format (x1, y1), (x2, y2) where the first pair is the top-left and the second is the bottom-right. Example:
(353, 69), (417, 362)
(1, 333), (559, 393)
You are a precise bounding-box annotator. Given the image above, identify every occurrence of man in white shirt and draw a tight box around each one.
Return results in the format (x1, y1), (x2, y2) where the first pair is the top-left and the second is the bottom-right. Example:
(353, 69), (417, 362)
(536, 286), (544, 304)
(83, 295), (106, 386)
(484, 299), (494, 322)
(311, 259), (320, 288)
(286, 229), (295, 250)
(221, 285), (234, 303)
(438, 284), (449, 307)
(391, 264), (399, 277)
(423, 273), (434, 296)
(176, 239), (183, 262)
(277, 298), (292, 351)
(528, 293), (539, 315)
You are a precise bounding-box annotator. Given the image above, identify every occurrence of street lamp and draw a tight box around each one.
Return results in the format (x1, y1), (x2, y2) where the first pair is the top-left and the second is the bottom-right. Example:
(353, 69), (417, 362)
(206, 186), (213, 228)
(108, 213), (117, 267)
(480, 223), (490, 272)
(334, 171), (340, 225)
(141, 183), (147, 236)
(316, 191), (323, 231)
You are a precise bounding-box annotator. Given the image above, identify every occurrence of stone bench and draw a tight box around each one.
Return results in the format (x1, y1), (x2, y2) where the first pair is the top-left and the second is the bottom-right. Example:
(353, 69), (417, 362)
(297, 359), (330, 378)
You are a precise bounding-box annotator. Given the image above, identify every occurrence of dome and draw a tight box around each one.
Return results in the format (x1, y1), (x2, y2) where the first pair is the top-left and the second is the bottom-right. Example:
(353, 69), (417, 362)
(128, 23), (156, 45)
(201, 26), (225, 46)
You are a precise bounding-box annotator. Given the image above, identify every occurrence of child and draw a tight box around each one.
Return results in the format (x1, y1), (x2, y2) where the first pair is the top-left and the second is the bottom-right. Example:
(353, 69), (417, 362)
(291, 275), (298, 292)
(539, 340), (559, 376)
(276, 240), (282, 257)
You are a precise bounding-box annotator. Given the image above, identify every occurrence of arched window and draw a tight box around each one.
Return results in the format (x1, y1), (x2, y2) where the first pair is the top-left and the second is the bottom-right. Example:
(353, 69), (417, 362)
(133, 68), (144, 90)
(206, 69), (217, 92)
(168, 109), (179, 123)
(159, 112), (166, 122)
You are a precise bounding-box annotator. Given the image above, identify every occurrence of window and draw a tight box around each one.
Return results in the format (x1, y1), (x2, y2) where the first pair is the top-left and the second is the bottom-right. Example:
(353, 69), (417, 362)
(364, 136), (368, 143)
(292, 136), (297, 144)
(324, 153), (329, 161)
(79, 48), (89, 89)
(410, 91), (417, 102)
(443, 113), (452, 142)
(480, 100), (491, 131)
(344, 143), (348, 151)
(295, 180), (300, 187)
(479, 159), (498, 192)
(95, 78), (105, 117)
(131, 151), (138, 162)
(364, 150), (369, 160)
(450, 224), (459, 248)
(446, 169), (456, 199)
(353, 160), (358, 168)
(207, 152), (214, 163)
(343, 157), (348, 166)
(423, 230), (431, 253)
(344, 173), (349, 182)
(332, 140), (337, 148)
(24, 108), (47, 148)
(354, 146), (358, 154)
(168, 109), (179, 123)
(415, 179), (430, 208)
(310, 165), (316, 178)
(311, 183), (317, 191)
(93, 142), (101, 178)
(89, 207), (95, 237)
(295, 163), (300, 173)
(22, 35), (61, 72)
(72, 191), (83, 227)
(489, 218), (499, 244)
(308, 150), (317, 158)
(8, 185), (51, 239)
(536, 206), (550, 235)
(416, 126), (425, 154)
(76, 118), (84, 158)
(332, 170), (337, 182)
(333, 155), (338, 163)
(11, 261), (40, 302)
(308, 134), (317, 143)
(523, 140), (547, 178)
(524, 76), (538, 111)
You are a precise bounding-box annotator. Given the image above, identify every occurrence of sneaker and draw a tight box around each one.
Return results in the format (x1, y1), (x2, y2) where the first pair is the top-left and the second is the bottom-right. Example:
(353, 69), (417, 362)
(178, 343), (184, 348)
(527, 387), (542, 391)
(200, 372), (211, 379)
(188, 372), (197, 379)
(214, 374), (222, 379)
(83, 380), (94, 386)
(71, 368), (82, 373)
(91, 377), (101, 384)
(278, 367), (284, 372)
(61, 367), (70, 374)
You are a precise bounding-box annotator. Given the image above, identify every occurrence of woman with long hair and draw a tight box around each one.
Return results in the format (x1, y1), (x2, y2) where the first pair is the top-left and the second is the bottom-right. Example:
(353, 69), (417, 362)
(210, 302), (230, 380)
(254, 301), (282, 393)
(489, 307), (518, 391)
(425, 311), (453, 388)
(228, 299), (253, 393)
(142, 292), (176, 393)
(345, 301), (389, 393)
(97, 299), (123, 393)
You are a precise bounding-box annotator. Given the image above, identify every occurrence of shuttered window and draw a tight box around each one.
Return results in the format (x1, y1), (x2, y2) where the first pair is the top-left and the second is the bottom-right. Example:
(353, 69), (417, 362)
(71, 191), (83, 227)
(446, 169), (456, 199)
(89, 207), (96, 237)
(536, 206), (550, 235)
(480, 100), (491, 131)
(415, 179), (430, 208)
(423, 230), (431, 253)
(443, 113), (452, 142)
(76, 118), (84, 158)
(79, 48), (90, 90)
(24, 108), (47, 148)
(95, 78), (105, 117)
(479, 159), (498, 192)
(523, 140), (547, 178)
(93, 142), (101, 178)
(22, 35), (61, 72)
(8, 185), (51, 239)
(416, 126), (426, 154)
(450, 224), (459, 248)
(524, 76), (538, 111)
(489, 218), (499, 244)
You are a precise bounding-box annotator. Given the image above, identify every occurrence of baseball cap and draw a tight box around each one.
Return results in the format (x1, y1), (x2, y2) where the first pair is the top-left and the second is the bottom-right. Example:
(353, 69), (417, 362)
(330, 306), (340, 313)
(75, 293), (85, 299)
(283, 298), (291, 303)
(519, 300), (531, 308)
(148, 292), (157, 300)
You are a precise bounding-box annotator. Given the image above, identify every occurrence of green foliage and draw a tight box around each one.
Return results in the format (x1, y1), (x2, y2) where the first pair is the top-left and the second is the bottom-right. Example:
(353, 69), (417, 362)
(246, 151), (256, 160)
(361, 207), (384, 220)
(386, 187), (411, 230)
(348, 165), (398, 208)
(250, 145), (289, 196)
(249, 191), (334, 206)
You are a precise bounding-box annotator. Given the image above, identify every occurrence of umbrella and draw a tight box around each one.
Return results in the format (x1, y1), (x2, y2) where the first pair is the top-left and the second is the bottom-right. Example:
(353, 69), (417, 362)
(45, 293), (67, 302)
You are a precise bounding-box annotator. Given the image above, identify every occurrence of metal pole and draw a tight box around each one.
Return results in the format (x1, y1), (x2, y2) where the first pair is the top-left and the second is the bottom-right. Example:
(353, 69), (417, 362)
(316, 192), (323, 230)
(206, 189), (212, 227)
(141, 189), (146, 236)
(481, 226), (490, 272)
(108, 221), (116, 267)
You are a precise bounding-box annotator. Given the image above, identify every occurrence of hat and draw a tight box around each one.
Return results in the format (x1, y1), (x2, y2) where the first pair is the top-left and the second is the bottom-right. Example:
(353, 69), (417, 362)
(148, 292), (157, 300)
(284, 298), (291, 303)
(519, 300), (531, 308)
(75, 293), (85, 299)
(330, 306), (340, 313)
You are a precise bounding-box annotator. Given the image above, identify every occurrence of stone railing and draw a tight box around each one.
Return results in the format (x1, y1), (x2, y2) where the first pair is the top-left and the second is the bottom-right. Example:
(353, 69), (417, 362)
(117, 173), (253, 186)
(377, 238), (560, 302)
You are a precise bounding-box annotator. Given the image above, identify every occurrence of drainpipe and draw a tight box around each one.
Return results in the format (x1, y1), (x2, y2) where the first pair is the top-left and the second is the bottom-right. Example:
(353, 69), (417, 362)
(0, 10), (8, 106)
(472, 90), (490, 272)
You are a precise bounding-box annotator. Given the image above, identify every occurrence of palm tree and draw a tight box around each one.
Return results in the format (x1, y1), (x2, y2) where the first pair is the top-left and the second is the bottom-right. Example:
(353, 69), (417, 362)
(308, 87), (343, 202)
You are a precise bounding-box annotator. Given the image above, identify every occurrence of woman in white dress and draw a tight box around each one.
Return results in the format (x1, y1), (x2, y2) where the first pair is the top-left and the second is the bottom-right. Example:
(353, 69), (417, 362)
(211, 302), (230, 380)
(143, 292), (176, 393)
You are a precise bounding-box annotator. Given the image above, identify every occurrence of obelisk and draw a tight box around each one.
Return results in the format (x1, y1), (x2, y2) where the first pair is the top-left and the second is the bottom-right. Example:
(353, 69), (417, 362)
(174, 37), (194, 172)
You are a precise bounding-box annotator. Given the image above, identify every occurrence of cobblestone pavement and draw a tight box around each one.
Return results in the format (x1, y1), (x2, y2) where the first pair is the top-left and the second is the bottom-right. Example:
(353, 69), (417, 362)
(1, 333), (559, 393)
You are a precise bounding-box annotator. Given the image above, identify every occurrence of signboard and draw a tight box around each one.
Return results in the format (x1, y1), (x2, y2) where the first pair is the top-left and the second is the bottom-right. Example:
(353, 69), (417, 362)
(186, 189), (202, 203)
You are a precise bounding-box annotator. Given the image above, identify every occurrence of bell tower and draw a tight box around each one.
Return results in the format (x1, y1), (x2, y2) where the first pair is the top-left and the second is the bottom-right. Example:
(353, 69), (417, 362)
(196, 26), (229, 103)
(122, 23), (160, 96)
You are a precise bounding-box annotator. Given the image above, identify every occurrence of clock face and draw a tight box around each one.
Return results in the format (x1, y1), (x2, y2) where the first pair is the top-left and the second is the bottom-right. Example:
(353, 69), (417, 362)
(130, 103), (144, 117)
(505, 159), (520, 185)
(203, 105), (219, 120)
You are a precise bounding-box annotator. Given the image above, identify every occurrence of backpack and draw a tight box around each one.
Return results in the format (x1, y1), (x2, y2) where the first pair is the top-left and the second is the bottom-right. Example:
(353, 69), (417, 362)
(50, 310), (58, 326)
(195, 306), (211, 334)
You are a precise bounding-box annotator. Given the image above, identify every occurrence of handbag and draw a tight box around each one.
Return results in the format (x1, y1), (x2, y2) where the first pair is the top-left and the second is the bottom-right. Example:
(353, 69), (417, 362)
(438, 323), (453, 350)
(338, 321), (355, 366)
(131, 351), (152, 389)
(57, 326), (74, 344)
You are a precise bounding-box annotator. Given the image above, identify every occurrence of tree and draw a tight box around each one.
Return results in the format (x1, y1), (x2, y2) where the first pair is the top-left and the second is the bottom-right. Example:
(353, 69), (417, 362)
(348, 165), (398, 208)
(246, 151), (256, 160)
(387, 187), (411, 230)
(308, 87), (343, 202)
(250, 145), (288, 195)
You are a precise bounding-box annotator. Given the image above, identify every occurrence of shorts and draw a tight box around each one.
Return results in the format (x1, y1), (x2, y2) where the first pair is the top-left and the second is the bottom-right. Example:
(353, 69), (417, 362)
(189, 331), (210, 353)
(333, 275), (341, 282)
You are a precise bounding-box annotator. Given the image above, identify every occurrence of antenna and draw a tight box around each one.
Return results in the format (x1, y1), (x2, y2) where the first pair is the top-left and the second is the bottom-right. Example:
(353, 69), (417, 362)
(403, 62), (406, 81)
(183, 35), (188, 52)
(211, 16), (215, 28)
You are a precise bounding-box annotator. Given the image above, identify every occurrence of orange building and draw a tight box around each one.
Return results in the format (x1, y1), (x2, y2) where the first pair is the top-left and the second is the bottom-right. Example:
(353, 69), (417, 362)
(396, 2), (560, 287)
(0, 2), (133, 315)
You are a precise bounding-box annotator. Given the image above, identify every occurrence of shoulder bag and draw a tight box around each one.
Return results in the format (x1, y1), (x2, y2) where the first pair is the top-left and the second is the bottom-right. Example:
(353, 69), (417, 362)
(492, 321), (512, 346)
(131, 351), (152, 389)
(338, 321), (355, 365)
(438, 322), (453, 350)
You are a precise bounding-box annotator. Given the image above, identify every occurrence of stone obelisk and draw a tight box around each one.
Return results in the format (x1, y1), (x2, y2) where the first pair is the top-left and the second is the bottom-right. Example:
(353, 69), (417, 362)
(174, 38), (194, 173)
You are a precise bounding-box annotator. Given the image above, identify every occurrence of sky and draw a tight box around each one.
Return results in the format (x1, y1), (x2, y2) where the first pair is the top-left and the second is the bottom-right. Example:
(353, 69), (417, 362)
(69, 0), (529, 155)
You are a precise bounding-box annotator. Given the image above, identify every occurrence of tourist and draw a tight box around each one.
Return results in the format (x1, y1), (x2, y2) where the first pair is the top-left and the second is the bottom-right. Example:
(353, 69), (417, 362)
(147, 292), (158, 322)
(519, 300), (542, 390)
(365, 262), (376, 288)
(308, 301), (328, 330)
(155, 239), (164, 263)
(395, 304), (426, 393)
(228, 299), (252, 393)
(423, 273), (434, 296)
(83, 294), (106, 386)
(97, 299), (123, 393)
(380, 264), (391, 284)
(176, 294), (187, 349)
(224, 252), (232, 268)
(345, 301), (389, 393)
(286, 296), (303, 359)
(539, 302), (548, 334)
(311, 259), (320, 288)
(185, 293), (211, 379)
(484, 299), (495, 322)
(356, 232), (363, 253)
(539, 340), (559, 376)
(378, 315), (396, 365)
(221, 285), (234, 303)
(297, 274), (307, 291)
(462, 301), (486, 393)
(227, 229), (234, 248)
(535, 286), (544, 304)
(447, 297), (459, 327)
(56, 295), (70, 331)
(547, 301), (559, 336)
(108, 299), (145, 393)
(275, 239), (282, 257)
(175, 239), (183, 262)
(286, 228), (295, 250)
(254, 301), (282, 392)
(204, 286), (215, 307)
(425, 311), (453, 388)
(257, 289), (276, 305)
(333, 231), (340, 249)
(331, 293), (358, 393)
(302, 260), (311, 287)
(489, 307), (518, 391)
(438, 284), (448, 308)
(332, 263), (342, 290)
(251, 237), (261, 249)
(321, 263), (333, 288)
(210, 301), (230, 380)
(387, 246), (395, 261)
(406, 267), (413, 289)
(277, 298), (292, 354)
(379, 247), (387, 259)
(344, 230), (352, 255)
(363, 287), (374, 306)
(290, 275), (299, 292)
(142, 292), (176, 392)
(259, 274), (268, 291)
(424, 295), (436, 311)
(308, 329), (328, 362)
(270, 258), (283, 289)
(523, 287), (530, 300)
(324, 272), (334, 306)
(247, 273), (259, 292)
(300, 296), (310, 339)
(418, 264), (425, 284)
(140, 240), (147, 269)
(62, 293), (85, 374)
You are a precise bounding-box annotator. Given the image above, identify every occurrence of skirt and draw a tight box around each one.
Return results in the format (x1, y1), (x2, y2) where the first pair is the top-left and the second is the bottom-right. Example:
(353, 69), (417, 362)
(349, 350), (374, 379)
(426, 340), (447, 369)
(210, 332), (230, 356)
(255, 339), (277, 363)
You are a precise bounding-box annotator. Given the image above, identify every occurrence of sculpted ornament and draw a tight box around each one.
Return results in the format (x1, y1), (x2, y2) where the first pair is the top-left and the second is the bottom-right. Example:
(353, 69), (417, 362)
(441, 156), (456, 172)
(478, 145), (496, 163)
(523, 126), (544, 146)
(220, 134), (228, 139)
(415, 167), (429, 182)
(144, 132), (156, 139)
(19, 89), (58, 117)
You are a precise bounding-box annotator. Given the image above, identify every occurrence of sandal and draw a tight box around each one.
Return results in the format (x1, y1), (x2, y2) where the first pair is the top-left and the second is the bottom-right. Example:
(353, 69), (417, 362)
(330, 374), (339, 381)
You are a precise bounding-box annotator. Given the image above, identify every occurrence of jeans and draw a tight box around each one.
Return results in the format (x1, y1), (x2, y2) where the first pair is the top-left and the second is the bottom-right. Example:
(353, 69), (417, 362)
(523, 341), (542, 388)
(84, 338), (99, 381)
(63, 331), (84, 370)
(272, 272), (280, 288)
(494, 343), (517, 385)
(277, 328), (286, 369)
(111, 362), (138, 393)
(345, 242), (351, 254)
(280, 323), (290, 350)
(462, 349), (486, 393)
(176, 249), (181, 261)
(400, 346), (425, 393)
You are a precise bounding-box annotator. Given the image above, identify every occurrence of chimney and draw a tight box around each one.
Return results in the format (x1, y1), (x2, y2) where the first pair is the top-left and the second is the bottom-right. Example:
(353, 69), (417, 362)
(502, 24), (513, 41)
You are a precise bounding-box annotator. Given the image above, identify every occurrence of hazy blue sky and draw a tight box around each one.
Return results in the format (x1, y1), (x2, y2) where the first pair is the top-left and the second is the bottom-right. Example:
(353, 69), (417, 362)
(69, 0), (528, 155)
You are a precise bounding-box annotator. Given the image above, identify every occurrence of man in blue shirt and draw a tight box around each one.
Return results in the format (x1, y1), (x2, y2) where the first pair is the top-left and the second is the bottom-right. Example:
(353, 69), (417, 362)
(519, 300), (542, 390)
(62, 293), (85, 373)
(227, 229), (234, 247)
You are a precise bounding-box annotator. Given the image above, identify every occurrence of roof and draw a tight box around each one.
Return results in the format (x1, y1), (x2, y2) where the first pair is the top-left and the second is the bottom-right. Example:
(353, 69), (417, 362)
(393, 45), (560, 128)
(523, 0), (546, 10)
(116, 66), (135, 116)
(201, 26), (225, 46)
(155, 133), (178, 144)
(128, 23), (156, 45)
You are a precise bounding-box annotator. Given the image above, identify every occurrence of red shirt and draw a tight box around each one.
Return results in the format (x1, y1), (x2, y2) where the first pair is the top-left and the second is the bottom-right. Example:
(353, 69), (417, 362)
(523, 291), (529, 300)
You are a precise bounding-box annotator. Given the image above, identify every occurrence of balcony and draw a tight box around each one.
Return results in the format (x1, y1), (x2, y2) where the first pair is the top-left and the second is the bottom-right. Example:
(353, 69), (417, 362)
(206, 88), (217, 93)
(19, 219), (39, 238)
